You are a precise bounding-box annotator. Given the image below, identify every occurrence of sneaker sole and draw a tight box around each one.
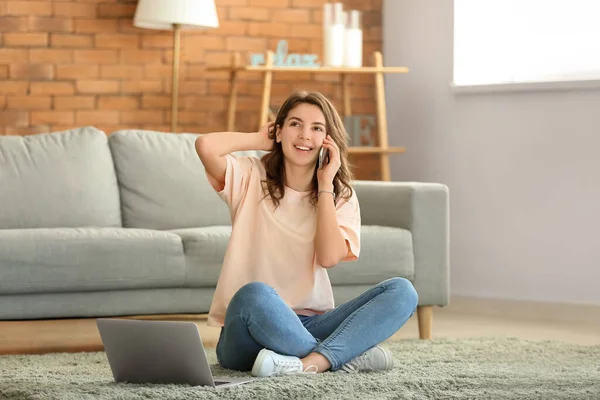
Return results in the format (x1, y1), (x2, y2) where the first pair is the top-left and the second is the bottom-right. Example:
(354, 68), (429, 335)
(251, 348), (270, 377)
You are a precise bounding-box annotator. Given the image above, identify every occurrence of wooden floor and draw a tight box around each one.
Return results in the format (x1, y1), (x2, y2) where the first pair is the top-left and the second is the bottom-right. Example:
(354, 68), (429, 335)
(1, 296), (599, 355)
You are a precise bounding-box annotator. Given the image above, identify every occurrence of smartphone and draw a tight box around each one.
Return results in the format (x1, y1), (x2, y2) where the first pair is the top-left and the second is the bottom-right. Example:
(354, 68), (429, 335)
(318, 147), (329, 169)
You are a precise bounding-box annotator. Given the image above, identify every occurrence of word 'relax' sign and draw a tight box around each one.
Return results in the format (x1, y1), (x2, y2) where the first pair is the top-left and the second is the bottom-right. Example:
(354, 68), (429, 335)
(250, 40), (320, 67)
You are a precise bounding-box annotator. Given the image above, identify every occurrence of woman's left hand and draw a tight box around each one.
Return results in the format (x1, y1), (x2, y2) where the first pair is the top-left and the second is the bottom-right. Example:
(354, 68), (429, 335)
(317, 135), (341, 188)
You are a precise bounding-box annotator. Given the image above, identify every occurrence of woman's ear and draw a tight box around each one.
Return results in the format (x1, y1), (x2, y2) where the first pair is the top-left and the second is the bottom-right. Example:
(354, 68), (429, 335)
(275, 125), (281, 143)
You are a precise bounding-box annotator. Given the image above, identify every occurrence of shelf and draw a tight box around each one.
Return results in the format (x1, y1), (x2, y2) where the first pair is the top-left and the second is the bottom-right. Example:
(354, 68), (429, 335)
(207, 66), (409, 74)
(348, 146), (406, 154)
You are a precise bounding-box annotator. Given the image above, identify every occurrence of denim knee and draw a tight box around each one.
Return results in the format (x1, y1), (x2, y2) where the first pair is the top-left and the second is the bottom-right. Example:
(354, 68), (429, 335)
(386, 277), (419, 314)
(227, 281), (274, 314)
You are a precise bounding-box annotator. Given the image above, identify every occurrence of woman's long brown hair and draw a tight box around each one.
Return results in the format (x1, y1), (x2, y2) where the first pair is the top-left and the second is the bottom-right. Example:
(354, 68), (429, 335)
(261, 91), (355, 208)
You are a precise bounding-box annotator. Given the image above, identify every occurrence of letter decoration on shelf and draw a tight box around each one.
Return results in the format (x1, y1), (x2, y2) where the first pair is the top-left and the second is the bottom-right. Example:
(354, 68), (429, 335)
(344, 115), (377, 147)
(250, 40), (321, 68)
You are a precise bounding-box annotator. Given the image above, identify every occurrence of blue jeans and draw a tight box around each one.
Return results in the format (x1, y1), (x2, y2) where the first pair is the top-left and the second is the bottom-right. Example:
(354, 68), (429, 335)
(215, 277), (418, 372)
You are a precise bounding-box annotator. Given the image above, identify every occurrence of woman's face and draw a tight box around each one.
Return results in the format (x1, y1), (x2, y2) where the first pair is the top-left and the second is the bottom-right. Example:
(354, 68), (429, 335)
(275, 103), (327, 167)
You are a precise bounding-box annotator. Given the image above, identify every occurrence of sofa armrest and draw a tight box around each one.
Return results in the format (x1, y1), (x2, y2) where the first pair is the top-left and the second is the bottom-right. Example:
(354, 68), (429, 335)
(353, 180), (450, 307)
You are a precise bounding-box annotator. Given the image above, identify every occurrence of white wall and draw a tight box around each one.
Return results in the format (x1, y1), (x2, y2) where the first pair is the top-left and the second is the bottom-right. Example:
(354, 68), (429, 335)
(383, 0), (600, 305)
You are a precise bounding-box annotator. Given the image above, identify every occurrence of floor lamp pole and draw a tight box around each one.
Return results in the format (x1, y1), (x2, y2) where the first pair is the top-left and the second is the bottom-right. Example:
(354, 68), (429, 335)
(171, 23), (181, 133)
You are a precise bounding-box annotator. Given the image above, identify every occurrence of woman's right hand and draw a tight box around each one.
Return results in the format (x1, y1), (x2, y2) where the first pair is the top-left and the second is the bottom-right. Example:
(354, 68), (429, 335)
(256, 122), (275, 151)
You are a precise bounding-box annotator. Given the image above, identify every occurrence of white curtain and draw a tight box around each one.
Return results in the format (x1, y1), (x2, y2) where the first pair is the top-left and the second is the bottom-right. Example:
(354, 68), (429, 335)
(454, 0), (600, 85)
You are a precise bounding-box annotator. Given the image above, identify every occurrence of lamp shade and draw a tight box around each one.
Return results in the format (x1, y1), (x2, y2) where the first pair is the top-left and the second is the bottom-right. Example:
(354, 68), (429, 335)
(133, 0), (219, 31)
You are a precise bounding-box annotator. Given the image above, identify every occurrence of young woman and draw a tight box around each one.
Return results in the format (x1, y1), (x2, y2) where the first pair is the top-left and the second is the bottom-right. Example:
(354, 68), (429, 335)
(195, 91), (418, 377)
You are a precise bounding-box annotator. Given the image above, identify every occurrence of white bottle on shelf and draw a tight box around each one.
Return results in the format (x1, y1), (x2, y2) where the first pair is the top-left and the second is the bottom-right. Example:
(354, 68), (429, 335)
(344, 10), (362, 67)
(323, 2), (332, 65)
(323, 2), (345, 67)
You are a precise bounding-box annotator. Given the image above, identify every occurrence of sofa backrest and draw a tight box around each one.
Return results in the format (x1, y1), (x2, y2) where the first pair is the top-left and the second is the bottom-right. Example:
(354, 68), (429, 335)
(0, 127), (121, 229)
(108, 129), (265, 230)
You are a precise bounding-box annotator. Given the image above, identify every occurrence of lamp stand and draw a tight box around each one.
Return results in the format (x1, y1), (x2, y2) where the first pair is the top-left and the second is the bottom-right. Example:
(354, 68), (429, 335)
(171, 23), (181, 133)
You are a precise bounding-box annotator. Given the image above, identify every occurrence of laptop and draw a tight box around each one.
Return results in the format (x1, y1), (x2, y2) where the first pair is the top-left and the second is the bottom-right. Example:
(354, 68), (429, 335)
(96, 318), (254, 388)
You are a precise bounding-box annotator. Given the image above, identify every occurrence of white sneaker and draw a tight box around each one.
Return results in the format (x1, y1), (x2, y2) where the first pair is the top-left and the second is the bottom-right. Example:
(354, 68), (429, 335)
(251, 348), (319, 377)
(339, 345), (394, 373)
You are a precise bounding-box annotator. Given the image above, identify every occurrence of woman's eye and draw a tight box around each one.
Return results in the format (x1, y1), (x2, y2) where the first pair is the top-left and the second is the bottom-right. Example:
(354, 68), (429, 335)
(291, 121), (299, 127)
(313, 126), (323, 132)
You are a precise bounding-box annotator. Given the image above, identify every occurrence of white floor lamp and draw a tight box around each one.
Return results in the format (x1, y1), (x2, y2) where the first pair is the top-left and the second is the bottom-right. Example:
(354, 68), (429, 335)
(133, 0), (219, 133)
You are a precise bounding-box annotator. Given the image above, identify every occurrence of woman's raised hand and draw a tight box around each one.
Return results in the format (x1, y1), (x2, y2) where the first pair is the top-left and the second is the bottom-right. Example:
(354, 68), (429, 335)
(256, 122), (276, 151)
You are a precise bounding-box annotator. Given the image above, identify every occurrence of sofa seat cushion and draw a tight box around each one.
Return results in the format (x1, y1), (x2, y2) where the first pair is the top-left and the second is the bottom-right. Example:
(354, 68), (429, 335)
(170, 225), (414, 288)
(0, 228), (185, 295)
(327, 225), (415, 285)
(169, 226), (232, 288)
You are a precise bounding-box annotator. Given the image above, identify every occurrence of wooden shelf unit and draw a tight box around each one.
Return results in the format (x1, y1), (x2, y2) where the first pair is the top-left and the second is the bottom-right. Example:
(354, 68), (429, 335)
(207, 50), (409, 181)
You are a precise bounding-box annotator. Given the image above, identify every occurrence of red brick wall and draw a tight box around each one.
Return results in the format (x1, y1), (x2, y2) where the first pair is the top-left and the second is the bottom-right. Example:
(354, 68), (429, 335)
(0, 0), (384, 179)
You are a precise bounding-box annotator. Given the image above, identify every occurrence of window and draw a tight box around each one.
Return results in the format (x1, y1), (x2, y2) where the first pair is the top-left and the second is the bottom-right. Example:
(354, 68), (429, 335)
(453, 0), (600, 87)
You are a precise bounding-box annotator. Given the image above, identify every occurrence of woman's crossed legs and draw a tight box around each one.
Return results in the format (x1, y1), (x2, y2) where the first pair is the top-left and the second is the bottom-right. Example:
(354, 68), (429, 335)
(216, 278), (418, 375)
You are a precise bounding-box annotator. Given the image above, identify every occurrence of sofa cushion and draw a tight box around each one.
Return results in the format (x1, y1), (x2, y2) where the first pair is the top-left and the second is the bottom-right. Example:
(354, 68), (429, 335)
(0, 127), (121, 229)
(0, 228), (185, 295)
(327, 225), (415, 285)
(108, 129), (266, 230)
(169, 225), (414, 288)
(169, 226), (232, 287)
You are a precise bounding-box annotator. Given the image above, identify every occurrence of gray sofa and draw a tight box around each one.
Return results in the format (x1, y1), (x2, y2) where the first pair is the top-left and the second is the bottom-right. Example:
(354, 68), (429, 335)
(0, 127), (449, 321)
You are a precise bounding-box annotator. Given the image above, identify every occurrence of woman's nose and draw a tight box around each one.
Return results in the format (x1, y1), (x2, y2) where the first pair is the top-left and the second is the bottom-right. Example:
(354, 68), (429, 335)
(299, 128), (312, 140)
